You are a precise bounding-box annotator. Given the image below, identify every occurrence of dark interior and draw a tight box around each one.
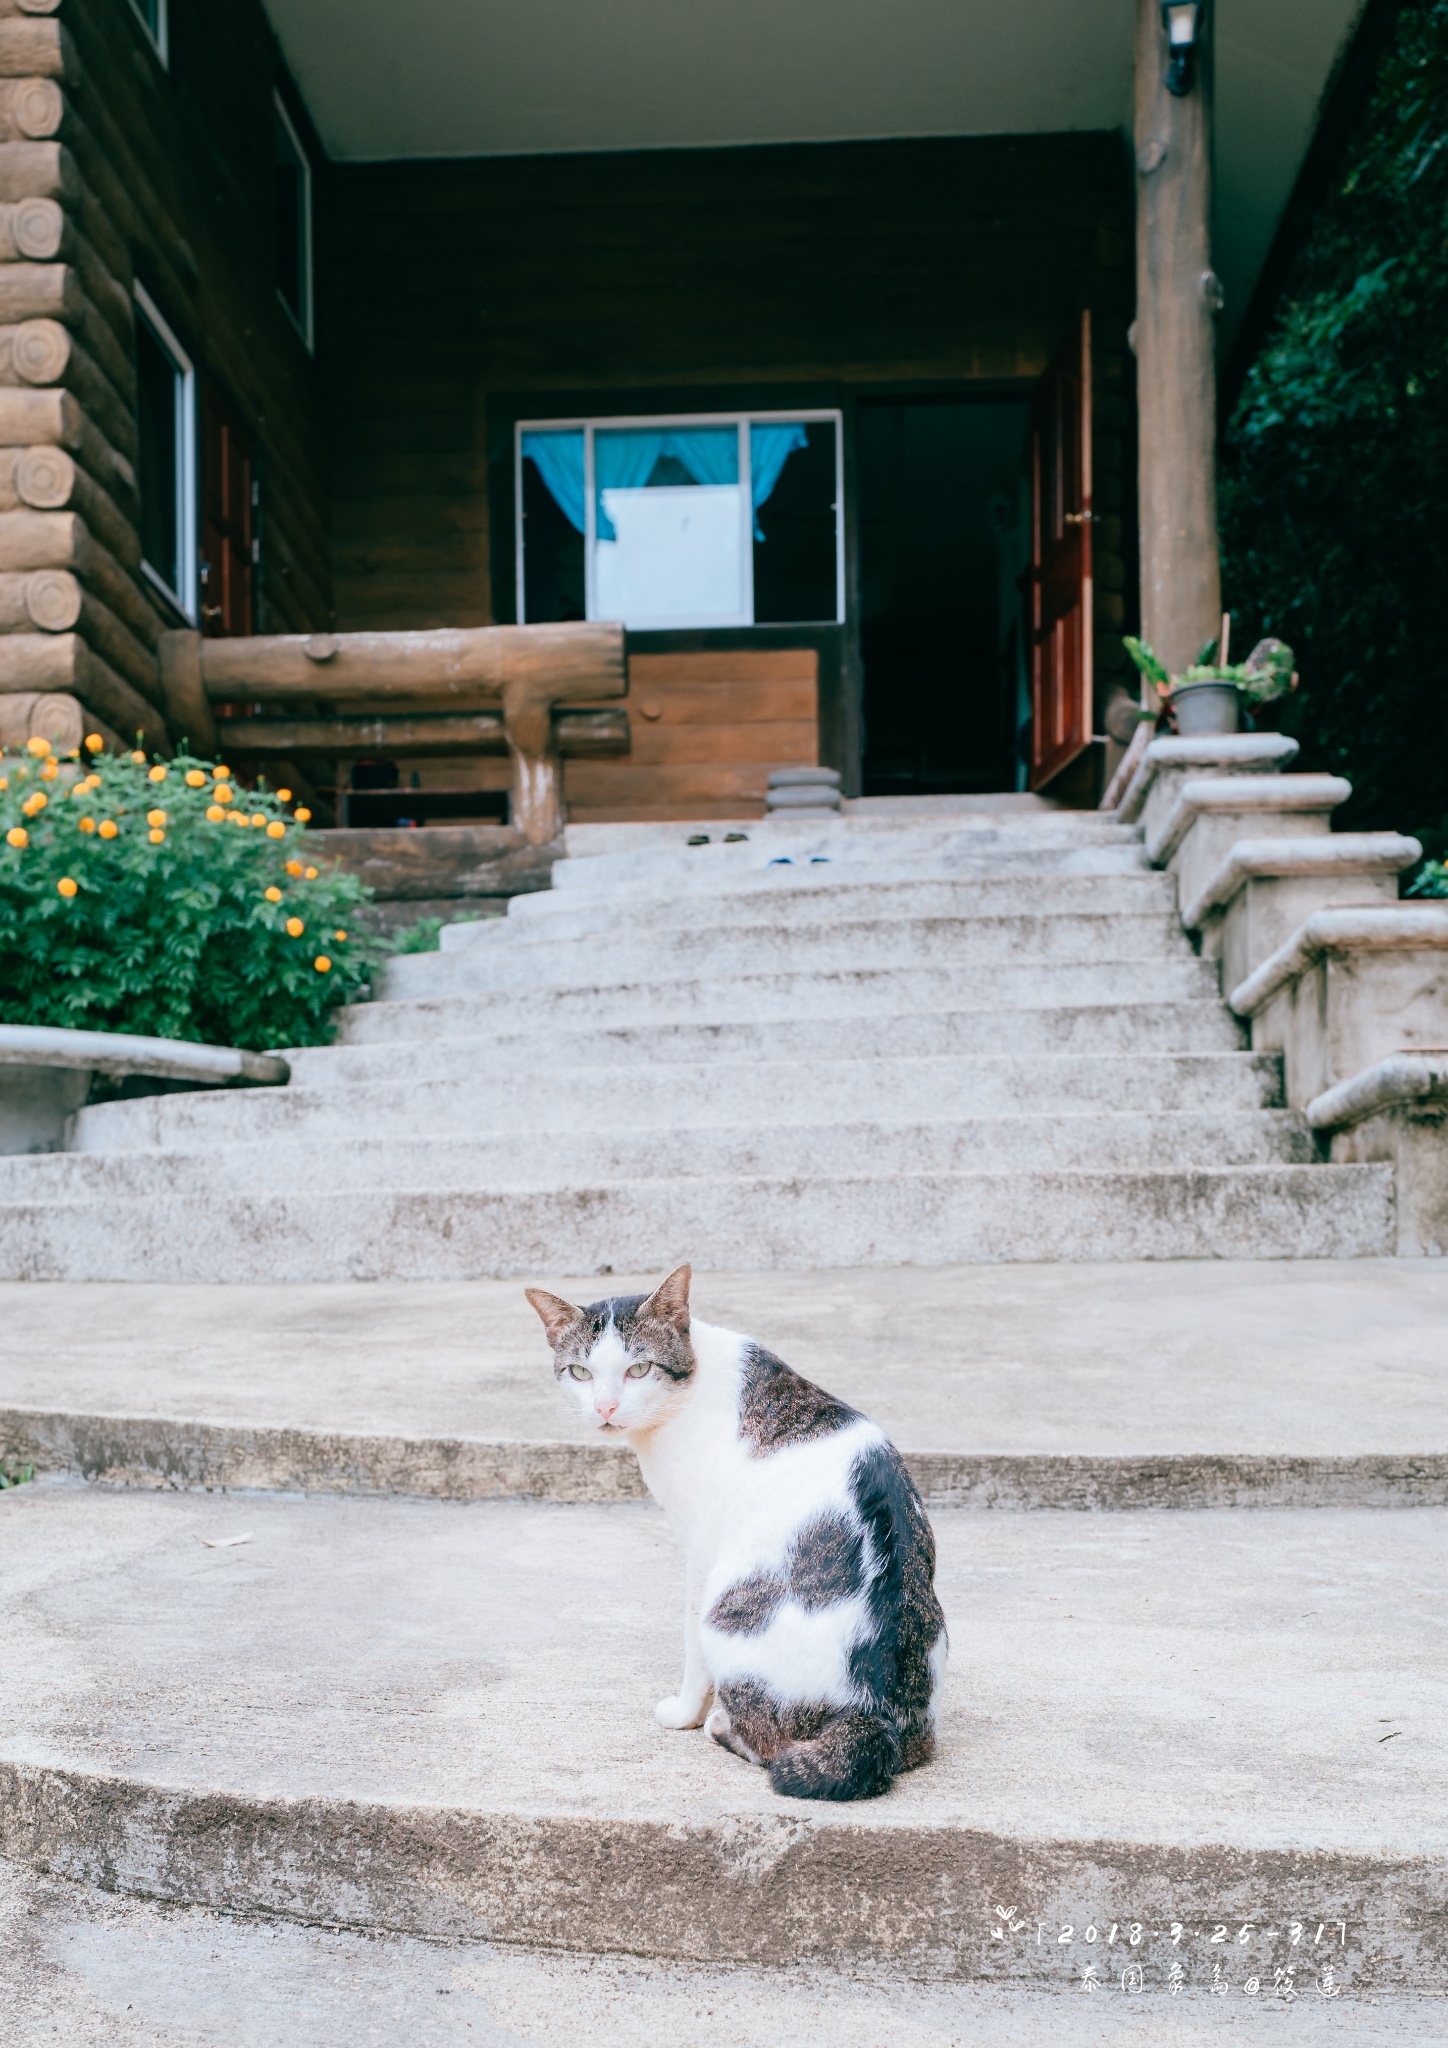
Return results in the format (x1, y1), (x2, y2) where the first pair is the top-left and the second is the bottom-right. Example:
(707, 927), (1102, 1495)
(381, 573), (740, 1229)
(858, 398), (1030, 796)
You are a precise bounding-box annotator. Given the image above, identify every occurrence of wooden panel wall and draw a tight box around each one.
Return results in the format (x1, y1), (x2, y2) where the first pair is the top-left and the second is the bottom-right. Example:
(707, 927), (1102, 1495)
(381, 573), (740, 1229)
(564, 649), (817, 822)
(323, 134), (1135, 657)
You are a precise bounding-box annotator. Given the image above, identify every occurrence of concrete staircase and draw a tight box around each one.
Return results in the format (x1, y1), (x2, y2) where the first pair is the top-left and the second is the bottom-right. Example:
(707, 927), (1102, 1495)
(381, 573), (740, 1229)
(0, 806), (1395, 1279)
(2, 801), (1442, 2037)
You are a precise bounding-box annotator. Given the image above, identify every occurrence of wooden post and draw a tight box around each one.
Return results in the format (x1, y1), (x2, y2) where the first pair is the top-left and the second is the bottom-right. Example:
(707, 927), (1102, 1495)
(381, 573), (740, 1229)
(503, 672), (563, 845)
(1134, 0), (1222, 682)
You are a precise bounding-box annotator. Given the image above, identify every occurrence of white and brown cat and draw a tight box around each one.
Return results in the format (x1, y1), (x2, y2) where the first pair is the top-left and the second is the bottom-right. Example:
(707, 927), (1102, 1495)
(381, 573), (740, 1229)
(526, 1264), (946, 1802)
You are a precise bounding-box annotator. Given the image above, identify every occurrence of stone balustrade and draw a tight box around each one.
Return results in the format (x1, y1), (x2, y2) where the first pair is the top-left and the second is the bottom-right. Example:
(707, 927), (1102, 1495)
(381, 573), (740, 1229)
(1179, 831), (1421, 998)
(1146, 774), (1352, 894)
(1123, 732), (1447, 1257)
(1117, 733), (1299, 845)
(1227, 906), (1448, 1107)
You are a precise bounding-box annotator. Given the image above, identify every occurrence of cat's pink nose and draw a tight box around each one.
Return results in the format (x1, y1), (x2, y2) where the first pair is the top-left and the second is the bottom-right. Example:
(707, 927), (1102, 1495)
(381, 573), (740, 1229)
(595, 1394), (619, 1420)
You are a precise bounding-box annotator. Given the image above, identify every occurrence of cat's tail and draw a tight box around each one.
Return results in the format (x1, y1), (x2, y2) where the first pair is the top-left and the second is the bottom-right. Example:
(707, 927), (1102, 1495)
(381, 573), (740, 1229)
(767, 1710), (899, 1802)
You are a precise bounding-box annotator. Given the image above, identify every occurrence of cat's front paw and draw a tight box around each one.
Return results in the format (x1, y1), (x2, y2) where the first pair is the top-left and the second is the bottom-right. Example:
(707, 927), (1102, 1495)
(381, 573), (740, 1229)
(655, 1693), (707, 1729)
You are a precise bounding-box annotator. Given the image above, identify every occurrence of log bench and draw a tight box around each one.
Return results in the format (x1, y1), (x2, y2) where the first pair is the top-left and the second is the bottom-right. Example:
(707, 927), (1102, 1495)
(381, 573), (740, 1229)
(157, 622), (629, 846)
(0, 1024), (288, 1154)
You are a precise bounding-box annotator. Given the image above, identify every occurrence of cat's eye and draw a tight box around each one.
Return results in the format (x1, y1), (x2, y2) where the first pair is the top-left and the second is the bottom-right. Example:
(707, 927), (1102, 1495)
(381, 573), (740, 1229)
(568, 1364), (592, 1381)
(625, 1361), (653, 1379)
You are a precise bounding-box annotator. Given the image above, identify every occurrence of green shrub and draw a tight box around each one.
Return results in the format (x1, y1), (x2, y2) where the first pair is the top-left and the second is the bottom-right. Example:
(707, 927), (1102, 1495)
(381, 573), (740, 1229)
(0, 739), (375, 1050)
(1220, 0), (1448, 839)
(1407, 860), (1448, 898)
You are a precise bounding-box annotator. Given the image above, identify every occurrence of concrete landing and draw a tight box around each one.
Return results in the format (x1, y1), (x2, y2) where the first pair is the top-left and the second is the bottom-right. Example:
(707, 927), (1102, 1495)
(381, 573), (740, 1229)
(2, 1484), (1446, 1985)
(3, 1261), (1447, 1507)
(2, 1860), (1441, 2045)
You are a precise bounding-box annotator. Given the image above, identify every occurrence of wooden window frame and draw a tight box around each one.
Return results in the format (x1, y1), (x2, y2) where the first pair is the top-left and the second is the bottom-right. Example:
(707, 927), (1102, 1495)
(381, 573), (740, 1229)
(273, 92), (315, 353)
(134, 283), (197, 624)
(514, 409), (845, 630)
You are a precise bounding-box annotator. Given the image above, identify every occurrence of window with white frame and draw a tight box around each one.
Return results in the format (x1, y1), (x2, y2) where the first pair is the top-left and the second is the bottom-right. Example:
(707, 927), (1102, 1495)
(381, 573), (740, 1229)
(128, 0), (168, 63)
(274, 94), (314, 349)
(134, 285), (196, 621)
(516, 412), (842, 629)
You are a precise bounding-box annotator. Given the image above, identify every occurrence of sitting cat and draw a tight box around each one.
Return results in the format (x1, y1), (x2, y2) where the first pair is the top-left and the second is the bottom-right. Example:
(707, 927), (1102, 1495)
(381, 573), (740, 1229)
(525, 1263), (946, 1802)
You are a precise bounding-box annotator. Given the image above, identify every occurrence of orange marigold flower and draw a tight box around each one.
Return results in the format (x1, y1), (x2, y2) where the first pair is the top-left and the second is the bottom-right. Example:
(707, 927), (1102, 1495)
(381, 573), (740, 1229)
(6, 826), (27, 848)
(25, 736), (50, 757)
(185, 768), (207, 787)
(250, 812), (266, 828)
(77, 816), (95, 833)
(294, 806), (312, 823)
(264, 885), (282, 903)
(84, 733), (103, 753)
(333, 929), (347, 942)
(228, 810), (247, 826)
(21, 791), (46, 816)
(130, 750), (146, 764)
(266, 820), (285, 838)
(98, 819), (118, 839)
(314, 955), (331, 973)
(148, 765), (167, 783)
(206, 804), (225, 822)
(285, 916), (304, 937)
(57, 876), (77, 897)
(285, 859), (303, 876)
(148, 828), (165, 844)
(276, 788), (292, 802)
(39, 761), (57, 780)
(146, 808), (167, 828)
(213, 765), (231, 779)
(304, 865), (318, 880)
(213, 783), (235, 805)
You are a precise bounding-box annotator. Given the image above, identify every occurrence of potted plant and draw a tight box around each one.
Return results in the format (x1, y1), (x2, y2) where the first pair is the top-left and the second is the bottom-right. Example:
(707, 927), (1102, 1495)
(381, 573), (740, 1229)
(1122, 627), (1297, 736)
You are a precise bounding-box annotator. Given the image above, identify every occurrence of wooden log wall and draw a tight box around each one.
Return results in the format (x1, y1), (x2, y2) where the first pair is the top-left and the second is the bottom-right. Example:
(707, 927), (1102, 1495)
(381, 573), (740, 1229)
(0, 0), (331, 757)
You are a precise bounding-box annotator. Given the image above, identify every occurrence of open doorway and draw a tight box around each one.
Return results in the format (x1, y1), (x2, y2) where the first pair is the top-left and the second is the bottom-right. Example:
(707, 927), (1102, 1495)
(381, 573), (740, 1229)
(857, 398), (1031, 796)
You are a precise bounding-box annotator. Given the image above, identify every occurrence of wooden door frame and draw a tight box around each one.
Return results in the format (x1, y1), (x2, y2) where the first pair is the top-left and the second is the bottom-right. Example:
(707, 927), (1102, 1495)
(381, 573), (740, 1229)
(1029, 309), (1094, 791)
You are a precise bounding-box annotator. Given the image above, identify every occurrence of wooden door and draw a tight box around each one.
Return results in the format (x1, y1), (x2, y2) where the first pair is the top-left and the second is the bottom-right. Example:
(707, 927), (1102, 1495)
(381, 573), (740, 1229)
(1028, 309), (1093, 789)
(199, 384), (255, 636)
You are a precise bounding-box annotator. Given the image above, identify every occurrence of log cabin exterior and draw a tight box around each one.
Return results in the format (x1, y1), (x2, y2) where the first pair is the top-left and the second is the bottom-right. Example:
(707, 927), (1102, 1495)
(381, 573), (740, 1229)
(0, 0), (1377, 841)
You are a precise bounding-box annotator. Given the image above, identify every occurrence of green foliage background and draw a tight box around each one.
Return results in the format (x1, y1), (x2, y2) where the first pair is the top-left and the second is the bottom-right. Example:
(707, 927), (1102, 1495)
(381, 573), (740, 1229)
(1220, 0), (1448, 853)
(0, 746), (375, 1050)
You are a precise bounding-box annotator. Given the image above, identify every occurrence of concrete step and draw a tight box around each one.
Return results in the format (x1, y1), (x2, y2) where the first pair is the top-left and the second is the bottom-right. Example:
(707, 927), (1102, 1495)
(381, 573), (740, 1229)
(3, 1480), (1443, 1990)
(494, 870), (1178, 943)
(345, 960), (1227, 1046)
(5, 1261), (1444, 1510)
(65, 1051), (1286, 1153)
(10, 1862), (1437, 2048)
(0, 1162), (1395, 1281)
(380, 910), (1193, 1001)
(551, 816), (1149, 895)
(7, 1110), (1317, 1195)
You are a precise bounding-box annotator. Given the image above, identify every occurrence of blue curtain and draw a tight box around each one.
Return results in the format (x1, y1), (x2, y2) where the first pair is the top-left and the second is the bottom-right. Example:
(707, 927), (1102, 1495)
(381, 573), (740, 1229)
(594, 427), (738, 540)
(749, 423), (809, 539)
(521, 429), (586, 534)
(524, 422), (810, 543)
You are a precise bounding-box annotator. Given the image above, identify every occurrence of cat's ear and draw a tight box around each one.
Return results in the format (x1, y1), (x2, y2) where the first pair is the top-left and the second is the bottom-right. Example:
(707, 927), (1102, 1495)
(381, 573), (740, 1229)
(525, 1287), (584, 1349)
(643, 1263), (692, 1333)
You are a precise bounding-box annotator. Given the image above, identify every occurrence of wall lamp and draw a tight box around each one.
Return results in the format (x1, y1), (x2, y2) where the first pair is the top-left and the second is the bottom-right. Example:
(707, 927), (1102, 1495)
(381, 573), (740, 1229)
(1161, 0), (1203, 97)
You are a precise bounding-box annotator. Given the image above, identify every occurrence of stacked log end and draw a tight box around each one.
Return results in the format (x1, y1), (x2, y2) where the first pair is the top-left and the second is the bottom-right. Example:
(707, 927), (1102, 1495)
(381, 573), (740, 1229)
(0, 0), (167, 756)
